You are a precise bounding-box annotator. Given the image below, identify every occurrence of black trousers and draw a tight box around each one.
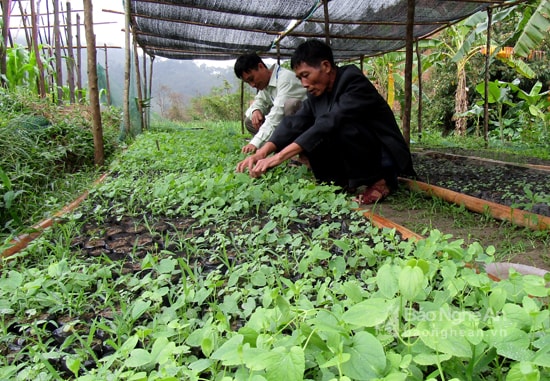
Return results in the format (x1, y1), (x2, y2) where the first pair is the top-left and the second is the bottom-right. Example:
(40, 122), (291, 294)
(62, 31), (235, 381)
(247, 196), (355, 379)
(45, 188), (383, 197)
(304, 127), (397, 190)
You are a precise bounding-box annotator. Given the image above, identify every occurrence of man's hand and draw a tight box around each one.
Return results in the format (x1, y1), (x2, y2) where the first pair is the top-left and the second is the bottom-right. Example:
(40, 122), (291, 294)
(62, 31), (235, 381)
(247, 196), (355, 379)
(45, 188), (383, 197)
(241, 144), (257, 154)
(249, 155), (283, 178)
(250, 110), (265, 130)
(236, 154), (260, 174)
(236, 142), (276, 175)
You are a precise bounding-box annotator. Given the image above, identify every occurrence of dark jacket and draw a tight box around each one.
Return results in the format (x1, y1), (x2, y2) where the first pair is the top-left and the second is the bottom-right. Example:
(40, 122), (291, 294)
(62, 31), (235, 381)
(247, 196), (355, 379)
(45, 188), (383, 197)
(270, 65), (415, 181)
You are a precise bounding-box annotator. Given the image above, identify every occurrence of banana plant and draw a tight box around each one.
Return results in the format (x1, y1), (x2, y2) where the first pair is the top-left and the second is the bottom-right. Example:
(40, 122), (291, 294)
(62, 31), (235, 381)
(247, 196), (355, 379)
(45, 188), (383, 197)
(513, 0), (550, 58)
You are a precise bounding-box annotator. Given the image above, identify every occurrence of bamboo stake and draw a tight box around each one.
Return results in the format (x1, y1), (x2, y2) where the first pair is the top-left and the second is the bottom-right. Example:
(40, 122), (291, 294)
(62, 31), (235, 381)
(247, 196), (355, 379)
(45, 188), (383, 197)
(400, 178), (550, 231)
(416, 40), (423, 142)
(402, 0), (415, 146)
(142, 50), (148, 130)
(123, 0), (131, 136)
(65, 1), (76, 103)
(104, 44), (112, 105)
(30, 0), (46, 97)
(0, 0), (11, 87)
(53, 0), (63, 104)
(483, 7), (492, 148)
(83, 0), (105, 166)
(133, 37), (144, 133)
(76, 13), (83, 102)
(148, 55), (154, 130)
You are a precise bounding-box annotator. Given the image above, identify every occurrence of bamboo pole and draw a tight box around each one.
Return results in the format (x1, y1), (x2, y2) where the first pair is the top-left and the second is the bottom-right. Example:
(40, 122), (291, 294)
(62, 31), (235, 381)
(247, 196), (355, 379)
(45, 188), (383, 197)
(142, 50), (148, 130)
(416, 40), (423, 142)
(123, 0), (131, 136)
(240, 80), (244, 134)
(65, 1), (76, 103)
(53, 0), (64, 104)
(30, 0), (47, 97)
(402, 0), (415, 146)
(83, 0), (105, 167)
(148, 55), (154, 130)
(400, 178), (550, 231)
(104, 44), (112, 105)
(0, 0), (11, 87)
(1, 173), (109, 260)
(133, 37), (144, 133)
(76, 13), (83, 102)
(483, 7), (492, 148)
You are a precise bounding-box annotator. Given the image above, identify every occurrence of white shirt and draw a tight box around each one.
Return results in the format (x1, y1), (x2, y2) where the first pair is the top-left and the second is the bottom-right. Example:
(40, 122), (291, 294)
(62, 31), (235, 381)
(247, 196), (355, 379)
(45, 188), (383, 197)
(245, 64), (307, 148)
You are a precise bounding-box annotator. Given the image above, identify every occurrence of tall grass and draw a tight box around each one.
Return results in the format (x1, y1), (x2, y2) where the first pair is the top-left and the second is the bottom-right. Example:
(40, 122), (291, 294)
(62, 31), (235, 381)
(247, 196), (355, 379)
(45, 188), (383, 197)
(0, 89), (121, 240)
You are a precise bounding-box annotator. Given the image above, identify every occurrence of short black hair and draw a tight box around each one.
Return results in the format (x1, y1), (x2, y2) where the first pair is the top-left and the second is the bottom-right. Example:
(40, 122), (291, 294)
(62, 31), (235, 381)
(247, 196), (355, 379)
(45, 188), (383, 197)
(291, 39), (336, 70)
(234, 53), (265, 79)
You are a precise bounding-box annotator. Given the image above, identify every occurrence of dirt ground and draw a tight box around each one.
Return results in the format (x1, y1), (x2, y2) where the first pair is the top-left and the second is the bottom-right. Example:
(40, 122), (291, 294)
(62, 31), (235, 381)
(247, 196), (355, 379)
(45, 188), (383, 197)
(367, 149), (550, 271)
(70, 148), (550, 273)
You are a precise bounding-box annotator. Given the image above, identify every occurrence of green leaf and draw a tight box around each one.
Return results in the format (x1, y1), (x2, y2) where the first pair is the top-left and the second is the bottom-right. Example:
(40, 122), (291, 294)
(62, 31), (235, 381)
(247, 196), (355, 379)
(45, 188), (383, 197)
(399, 265), (425, 301)
(341, 332), (386, 380)
(413, 352), (452, 366)
(342, 298), (395, 327)
(264, 346), (305, 381)
(376, 263), (399, 298)
(514, 0), (550, 58)
(125, 348), (152, 368)
(211, 334), (244, 366)
(131, 299), (151, 320)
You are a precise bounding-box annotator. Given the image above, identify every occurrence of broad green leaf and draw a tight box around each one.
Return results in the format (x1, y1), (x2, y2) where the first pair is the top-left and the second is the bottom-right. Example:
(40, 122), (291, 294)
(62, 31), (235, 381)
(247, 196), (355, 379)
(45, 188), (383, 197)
(211, 334), (244, 366)
(131, 299), (151, 320)
(514, 0), (550, 58)
(125, 348), (152, 368)
(319, 352), (351, 368)
(506, 361), (541, 381)
(342, 298), (395, 327)
(157, 258), (177, 274)
(413, 317), (473, 358)
(264, 346), (305, 381)
(65, 357), (81, 377)
(399, 265), (425, 301)
(341, 332), (386, 380)
(413, 352), (452, 366)
(376, 263), (399, 298)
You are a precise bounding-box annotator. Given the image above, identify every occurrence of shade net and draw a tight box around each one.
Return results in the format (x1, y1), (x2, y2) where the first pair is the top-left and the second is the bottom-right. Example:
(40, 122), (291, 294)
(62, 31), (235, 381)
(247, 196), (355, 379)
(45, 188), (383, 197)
(129, 0), (518, 60)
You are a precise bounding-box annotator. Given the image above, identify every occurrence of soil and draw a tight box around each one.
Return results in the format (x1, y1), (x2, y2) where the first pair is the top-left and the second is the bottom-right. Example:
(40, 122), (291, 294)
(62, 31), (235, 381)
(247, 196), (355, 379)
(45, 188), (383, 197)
(68, 147), (550, 272)
(369, 148), (550, 271)
(4, 147), (550, 377)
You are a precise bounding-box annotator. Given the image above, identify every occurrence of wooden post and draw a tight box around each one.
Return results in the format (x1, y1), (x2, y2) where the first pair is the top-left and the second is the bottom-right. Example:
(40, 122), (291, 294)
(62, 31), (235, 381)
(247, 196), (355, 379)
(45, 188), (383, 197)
(123, 0), (131, 136)
(240, 80), (244, 134)
(322, 0), (330, 45)
(148, 55), (154, 130)
(65, 1), (76, 103)
(104, 44), (112, 105)
(0, 0), (12, 87)
(53, 0), (64, 104)
(142, 50), (148, 130)
(83, 0), (105, 166)
(483, 8), (492, 148)
(76, 14), (83, 102)
(402, 0), (415, 146)
(415, 40), (422, 142)
(133, 37), (144, 133)
(31, 0), (47, 97)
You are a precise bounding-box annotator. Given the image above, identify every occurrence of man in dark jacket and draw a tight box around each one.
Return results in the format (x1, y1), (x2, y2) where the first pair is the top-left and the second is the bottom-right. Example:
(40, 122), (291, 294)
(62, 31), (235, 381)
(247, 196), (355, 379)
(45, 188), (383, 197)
(236, 39), (415, 204)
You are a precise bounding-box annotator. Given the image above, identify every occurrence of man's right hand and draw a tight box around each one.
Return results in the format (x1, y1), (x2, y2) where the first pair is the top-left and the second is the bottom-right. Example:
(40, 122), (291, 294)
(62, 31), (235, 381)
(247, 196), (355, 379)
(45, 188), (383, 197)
(250, 110), (265, 130)
(241, 144), (257, 154)
(236, 155), (259, 174)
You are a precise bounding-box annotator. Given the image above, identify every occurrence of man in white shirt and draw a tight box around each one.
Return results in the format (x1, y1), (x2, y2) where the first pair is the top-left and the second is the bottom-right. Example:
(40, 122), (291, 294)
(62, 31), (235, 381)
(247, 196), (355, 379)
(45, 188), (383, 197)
(234, 54), (307, 153)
